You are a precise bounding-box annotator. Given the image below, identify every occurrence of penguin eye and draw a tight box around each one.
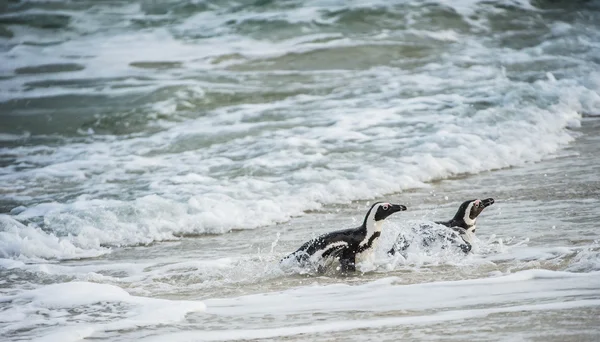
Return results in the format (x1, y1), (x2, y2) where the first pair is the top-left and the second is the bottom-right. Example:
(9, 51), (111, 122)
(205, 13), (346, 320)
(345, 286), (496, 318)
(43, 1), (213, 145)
(382, 204), (389, 211)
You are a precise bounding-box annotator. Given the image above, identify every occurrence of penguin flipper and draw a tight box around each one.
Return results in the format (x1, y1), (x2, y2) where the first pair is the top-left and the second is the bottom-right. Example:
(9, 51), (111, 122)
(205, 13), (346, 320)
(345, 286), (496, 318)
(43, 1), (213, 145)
(280, 250), (309, 264)
(458, 241), (472, 254)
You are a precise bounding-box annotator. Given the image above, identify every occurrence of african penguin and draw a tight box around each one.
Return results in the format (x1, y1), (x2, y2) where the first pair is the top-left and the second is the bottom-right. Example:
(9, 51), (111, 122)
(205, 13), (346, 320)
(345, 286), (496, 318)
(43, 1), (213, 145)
(388, 198), (494, 255)
(283, 202), (407, 272)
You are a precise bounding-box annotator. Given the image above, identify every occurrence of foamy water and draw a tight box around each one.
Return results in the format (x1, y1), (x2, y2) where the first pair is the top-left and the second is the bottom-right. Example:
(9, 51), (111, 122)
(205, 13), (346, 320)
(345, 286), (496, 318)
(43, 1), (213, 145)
(1, 0), (600, 341)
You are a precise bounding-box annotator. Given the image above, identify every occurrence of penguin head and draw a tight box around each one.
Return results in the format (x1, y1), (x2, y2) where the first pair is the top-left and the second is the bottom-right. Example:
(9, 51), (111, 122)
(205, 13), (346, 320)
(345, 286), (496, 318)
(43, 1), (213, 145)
(453, 198), (494, 226)
(370, 202), (408, 222)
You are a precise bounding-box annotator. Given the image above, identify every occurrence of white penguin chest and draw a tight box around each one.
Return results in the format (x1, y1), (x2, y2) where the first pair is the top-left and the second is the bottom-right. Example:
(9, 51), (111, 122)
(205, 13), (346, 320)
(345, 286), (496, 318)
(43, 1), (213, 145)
(356, 237), (379, 263)
(462, 225), (477, 244)
(356, 221), (383, 263)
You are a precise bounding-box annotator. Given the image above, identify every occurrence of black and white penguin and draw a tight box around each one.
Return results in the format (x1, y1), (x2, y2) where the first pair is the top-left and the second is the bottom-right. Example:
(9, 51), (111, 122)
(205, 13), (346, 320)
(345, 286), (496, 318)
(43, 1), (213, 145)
(283, 202), (407, 272)
(388, 198), (494, 255)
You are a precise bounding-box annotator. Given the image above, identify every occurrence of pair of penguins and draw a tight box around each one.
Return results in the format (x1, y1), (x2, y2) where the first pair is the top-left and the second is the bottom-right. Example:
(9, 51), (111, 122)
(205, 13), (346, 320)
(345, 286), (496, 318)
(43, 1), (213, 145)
(282, 198), (495, 273)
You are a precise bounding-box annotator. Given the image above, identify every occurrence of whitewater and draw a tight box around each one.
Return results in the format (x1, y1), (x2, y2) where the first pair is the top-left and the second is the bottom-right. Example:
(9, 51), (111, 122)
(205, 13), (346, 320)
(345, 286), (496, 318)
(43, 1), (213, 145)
(1, 0), (599, 341)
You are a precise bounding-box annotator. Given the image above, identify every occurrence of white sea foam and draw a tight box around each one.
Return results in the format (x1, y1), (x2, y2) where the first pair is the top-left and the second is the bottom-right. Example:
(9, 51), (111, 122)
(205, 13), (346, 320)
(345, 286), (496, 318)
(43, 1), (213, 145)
(0, 215), (109, 260)
(125, 269), (599, 341)
(0, 281), (205, 341)
(202, 269), (600, 317)
(0, 132), (31, 142)
(143, 298), (600, 342)
(565, 247), (600, 272)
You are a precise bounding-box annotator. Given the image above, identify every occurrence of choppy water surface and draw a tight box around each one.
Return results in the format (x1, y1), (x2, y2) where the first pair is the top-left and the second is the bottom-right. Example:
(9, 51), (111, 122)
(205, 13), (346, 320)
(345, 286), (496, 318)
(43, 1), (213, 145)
(1, 0), (599, 341)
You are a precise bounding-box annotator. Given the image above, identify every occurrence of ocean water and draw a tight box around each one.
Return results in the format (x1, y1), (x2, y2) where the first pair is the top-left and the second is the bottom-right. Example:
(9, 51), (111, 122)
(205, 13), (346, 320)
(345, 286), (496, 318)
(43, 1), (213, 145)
(1, 0), (600, 341)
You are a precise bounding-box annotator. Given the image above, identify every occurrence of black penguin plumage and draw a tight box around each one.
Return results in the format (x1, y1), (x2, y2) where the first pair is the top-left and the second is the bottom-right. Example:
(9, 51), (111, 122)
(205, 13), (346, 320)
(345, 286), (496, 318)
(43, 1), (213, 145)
(389, 198), (494, 255)
(283, 202), (407, 272)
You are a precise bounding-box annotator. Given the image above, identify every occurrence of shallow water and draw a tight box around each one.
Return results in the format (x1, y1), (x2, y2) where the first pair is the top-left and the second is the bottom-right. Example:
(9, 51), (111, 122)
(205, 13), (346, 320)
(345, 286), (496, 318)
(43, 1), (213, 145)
(1, 0), (600, 341)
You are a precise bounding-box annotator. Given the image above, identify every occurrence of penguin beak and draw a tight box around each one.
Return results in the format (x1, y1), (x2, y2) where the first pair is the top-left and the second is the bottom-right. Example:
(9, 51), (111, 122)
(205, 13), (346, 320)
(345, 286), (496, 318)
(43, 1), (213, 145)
(391, 204), (408, 212)
(481, 198), (494, 208)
